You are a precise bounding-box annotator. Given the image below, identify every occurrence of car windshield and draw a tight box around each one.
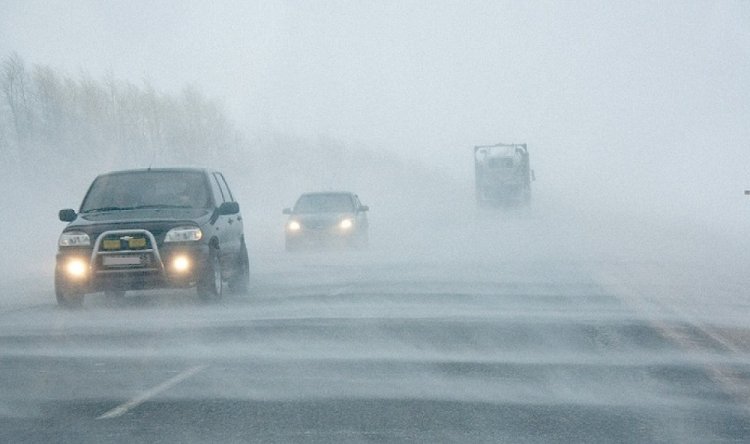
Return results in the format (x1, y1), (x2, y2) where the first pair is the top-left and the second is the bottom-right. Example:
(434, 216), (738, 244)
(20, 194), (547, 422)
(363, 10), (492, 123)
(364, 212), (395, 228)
(293, 194), (354, 213)
(80, 171), (210, 212)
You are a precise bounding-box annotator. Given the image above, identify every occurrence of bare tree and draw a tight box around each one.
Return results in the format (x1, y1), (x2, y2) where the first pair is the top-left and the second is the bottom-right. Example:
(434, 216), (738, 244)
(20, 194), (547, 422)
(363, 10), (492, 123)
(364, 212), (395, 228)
(1, 52), (31, 148)
(1, 52), (246, 170)
(32, 65), (65, 147)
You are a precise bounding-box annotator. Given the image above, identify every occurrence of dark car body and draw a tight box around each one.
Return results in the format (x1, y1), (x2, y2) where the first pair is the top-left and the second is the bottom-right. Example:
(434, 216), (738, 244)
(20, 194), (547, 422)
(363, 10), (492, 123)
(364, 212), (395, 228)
(55, 168), (249, 307)
(283, 192), (369, 251)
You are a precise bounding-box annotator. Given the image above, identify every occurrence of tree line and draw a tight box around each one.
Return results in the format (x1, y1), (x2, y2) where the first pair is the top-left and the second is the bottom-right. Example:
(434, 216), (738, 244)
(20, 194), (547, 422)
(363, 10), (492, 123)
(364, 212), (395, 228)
(0, 52), (244, 171)
(0, 51), (459, 213)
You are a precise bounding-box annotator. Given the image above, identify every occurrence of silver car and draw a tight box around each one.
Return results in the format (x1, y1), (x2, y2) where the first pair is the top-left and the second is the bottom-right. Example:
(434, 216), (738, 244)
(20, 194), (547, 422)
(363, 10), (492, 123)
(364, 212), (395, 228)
(283, 192), (369, 251)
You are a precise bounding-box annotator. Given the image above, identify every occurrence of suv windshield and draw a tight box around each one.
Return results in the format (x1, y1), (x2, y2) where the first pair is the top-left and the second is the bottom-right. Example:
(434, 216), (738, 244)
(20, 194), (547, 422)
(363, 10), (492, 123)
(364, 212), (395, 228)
(293, 194), (354, 213)
(80, 171), (210, 212)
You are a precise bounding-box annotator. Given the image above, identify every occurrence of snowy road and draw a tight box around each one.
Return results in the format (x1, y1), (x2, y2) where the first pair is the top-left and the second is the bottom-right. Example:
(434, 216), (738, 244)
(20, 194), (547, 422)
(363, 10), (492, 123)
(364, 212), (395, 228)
(1, 237), (749, 442)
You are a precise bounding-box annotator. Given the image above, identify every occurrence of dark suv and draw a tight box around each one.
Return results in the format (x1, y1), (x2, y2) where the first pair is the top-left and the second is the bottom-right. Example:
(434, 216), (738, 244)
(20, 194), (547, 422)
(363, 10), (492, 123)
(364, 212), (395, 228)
(55, 168), (249, 307)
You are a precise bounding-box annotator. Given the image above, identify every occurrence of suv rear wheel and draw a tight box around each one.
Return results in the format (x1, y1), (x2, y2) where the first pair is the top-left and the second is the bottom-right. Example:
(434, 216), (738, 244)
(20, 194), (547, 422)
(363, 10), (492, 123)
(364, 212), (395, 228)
(227, 239), (250, 294)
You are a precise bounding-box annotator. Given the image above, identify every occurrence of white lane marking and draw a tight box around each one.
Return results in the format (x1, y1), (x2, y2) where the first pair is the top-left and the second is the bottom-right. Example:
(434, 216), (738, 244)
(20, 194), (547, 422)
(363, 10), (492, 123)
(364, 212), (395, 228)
(97, 364), (208, 420)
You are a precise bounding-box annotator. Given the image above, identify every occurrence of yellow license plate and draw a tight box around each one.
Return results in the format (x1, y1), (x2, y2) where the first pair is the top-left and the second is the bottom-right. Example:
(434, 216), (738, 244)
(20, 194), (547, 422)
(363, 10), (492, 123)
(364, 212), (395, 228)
(102, 239), (121, 250)
(128, 238), (147, 249)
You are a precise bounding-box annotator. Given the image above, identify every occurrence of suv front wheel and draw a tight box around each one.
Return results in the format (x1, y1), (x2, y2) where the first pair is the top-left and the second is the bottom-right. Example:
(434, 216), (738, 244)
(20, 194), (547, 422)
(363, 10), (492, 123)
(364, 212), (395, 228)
(55, 271), (84, 308)
(197, 248), (222, 302)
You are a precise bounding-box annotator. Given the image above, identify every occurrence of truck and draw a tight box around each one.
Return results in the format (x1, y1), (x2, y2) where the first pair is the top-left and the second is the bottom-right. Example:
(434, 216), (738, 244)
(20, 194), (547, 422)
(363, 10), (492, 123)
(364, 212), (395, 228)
(474, 143), (533, 207)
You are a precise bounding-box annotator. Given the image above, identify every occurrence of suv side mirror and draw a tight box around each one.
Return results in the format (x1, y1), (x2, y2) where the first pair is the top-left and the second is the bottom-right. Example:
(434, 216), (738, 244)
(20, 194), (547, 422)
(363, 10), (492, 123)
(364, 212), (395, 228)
(282, 208), (292, 215)
(218, 201), (240, 215)
(59, 209), (77, 222)
(359, 205), (369, 212)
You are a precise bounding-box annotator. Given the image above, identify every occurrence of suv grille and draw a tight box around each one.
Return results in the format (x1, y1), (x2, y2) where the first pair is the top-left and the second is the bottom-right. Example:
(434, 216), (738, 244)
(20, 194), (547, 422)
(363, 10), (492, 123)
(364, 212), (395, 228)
(93, 230), (162, 273)
(99, 234), (152, 251)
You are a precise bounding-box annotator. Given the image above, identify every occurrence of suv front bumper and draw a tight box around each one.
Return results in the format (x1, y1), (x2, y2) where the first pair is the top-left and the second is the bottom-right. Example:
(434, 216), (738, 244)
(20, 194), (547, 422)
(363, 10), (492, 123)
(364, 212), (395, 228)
(55, 229), (210, 294)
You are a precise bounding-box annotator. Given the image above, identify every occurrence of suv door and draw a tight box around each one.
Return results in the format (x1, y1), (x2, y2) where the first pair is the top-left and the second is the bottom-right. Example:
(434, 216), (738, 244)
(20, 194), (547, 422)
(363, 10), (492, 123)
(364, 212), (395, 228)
(211, 172), (242, 268)
(353, 194), (369, 232)
(207, 172), (234, 273)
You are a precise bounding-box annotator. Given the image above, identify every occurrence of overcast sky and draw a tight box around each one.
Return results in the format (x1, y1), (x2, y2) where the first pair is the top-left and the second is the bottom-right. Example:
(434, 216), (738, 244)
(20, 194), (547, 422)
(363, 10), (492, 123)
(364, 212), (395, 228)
(2, 1), (749, 225)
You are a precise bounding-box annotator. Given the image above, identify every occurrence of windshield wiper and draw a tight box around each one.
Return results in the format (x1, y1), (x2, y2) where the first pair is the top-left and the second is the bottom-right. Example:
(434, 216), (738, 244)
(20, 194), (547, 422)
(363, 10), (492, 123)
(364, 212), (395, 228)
(82, 204), (194, 213)
(81, 206), (135, 213)
(129, 204), (194, 209)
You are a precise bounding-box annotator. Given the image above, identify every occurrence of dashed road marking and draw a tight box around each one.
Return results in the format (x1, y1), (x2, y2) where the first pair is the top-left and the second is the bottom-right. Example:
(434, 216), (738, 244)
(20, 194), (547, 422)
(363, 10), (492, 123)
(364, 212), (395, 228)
(97, 364), (208, 420)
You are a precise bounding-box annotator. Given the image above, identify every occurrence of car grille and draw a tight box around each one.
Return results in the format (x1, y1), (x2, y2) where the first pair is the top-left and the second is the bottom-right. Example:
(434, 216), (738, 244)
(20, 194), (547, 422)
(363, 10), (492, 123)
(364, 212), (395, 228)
(303, 220), (336, 230)
(93, 229), (162, 273)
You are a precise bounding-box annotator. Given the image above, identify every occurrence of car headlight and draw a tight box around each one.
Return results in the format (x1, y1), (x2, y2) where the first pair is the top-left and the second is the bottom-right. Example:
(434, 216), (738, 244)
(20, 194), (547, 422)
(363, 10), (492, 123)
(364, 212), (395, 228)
(287, 220), (301, 231)
(58, 231), (91, 247)
(339, 218), (354, 230)
(164, 226), (203, 242)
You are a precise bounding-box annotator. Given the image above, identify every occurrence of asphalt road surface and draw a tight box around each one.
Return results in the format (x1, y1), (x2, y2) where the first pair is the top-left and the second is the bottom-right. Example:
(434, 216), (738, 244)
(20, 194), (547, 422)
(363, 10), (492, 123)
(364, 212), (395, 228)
(1, 221), (749, 443)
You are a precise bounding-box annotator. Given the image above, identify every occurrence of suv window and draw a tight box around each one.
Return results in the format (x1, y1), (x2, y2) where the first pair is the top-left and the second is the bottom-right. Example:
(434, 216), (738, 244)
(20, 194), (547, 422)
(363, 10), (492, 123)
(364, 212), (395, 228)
(213, 172), (234, 202)
(81, 171), (210, 212)
(209, 173), (225, 205)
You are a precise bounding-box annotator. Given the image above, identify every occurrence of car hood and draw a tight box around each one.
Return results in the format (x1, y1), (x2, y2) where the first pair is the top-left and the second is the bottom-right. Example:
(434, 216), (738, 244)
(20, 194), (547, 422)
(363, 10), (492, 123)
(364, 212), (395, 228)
(291, 212), (353, 220)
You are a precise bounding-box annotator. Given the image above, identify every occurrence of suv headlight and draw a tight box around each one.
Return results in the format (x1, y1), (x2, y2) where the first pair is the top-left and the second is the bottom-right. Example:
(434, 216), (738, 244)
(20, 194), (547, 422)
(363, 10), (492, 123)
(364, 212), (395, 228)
(165, 226), (203, 242)
(58, 231), (91, 247)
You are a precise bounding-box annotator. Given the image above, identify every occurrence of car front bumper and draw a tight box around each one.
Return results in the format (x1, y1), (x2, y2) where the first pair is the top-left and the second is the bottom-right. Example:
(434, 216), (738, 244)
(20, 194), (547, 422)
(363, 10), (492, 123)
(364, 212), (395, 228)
(285, 228), (361, 250)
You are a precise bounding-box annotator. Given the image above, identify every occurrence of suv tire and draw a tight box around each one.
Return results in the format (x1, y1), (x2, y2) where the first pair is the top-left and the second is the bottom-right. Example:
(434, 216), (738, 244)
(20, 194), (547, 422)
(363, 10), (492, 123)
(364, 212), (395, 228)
(55, 271), (84, 308)
(198, 248), (222, 301)
(228, 239), (250, 294)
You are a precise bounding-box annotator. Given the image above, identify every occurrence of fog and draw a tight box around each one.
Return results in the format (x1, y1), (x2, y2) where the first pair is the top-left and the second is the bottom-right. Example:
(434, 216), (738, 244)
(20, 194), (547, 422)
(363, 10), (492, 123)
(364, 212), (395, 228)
(1, 2), (749, 279)
(0, 1), (747, 285)
(0, 5), (749, 439)
(4, 2), (750, 290)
